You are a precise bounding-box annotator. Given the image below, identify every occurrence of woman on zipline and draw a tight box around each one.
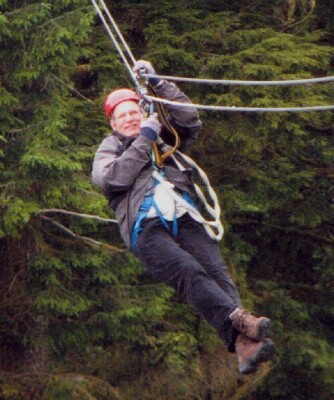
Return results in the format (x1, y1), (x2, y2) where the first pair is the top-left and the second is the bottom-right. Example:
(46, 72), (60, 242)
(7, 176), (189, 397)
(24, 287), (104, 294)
(92, 60), (275, 375)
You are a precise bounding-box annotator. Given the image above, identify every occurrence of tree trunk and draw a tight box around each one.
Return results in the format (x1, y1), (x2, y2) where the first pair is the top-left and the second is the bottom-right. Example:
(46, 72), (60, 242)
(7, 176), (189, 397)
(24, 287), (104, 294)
(0, 233), (48, 373)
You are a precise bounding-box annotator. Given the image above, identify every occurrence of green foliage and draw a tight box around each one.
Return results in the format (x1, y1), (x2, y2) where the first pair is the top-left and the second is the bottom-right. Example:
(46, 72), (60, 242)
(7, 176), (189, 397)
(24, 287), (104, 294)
(0, 198), (39, 236)
(0, 0), (97, 237)
(0, 373), (122, 400)
(43, 374), (122, 400)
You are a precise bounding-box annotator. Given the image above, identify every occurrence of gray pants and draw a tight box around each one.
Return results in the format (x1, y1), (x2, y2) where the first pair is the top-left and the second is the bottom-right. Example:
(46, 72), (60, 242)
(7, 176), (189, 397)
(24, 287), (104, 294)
(136, 213), (242, 351)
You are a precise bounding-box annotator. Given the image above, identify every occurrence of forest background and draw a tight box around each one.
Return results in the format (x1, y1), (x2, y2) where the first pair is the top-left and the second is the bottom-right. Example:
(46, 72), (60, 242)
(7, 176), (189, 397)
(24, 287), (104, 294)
(0, 0), (333, 399)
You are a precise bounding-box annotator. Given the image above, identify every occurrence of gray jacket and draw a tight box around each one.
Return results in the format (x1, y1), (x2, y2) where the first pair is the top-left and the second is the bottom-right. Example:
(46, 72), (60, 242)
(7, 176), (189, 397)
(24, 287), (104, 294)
(92, 80), (202, 249)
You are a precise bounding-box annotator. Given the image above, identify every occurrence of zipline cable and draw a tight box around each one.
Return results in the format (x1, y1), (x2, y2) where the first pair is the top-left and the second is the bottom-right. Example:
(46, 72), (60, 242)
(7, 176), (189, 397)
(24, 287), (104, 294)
(96, 0), (137, 65)
(90, 0), (138, 87)
(145, 95), (334, 113)
(142, 73), (334, 86)
(90, 0), (334, 114)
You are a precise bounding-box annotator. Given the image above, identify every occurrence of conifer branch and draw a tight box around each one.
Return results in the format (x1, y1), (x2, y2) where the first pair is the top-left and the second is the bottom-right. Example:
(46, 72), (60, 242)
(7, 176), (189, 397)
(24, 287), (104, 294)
(6, 268), (25, 295)
(40, 216), (123, 252)
(283, 4), (315, 30)
(231, 218), (333, 244)
(40, 209), (118, 224)
(50, 74), (94, 103)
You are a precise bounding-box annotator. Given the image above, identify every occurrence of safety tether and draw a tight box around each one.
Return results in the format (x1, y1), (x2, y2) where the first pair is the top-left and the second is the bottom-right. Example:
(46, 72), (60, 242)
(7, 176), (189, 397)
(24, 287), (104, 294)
(148, 83), (180, 167)
(152, 169), (223, 241)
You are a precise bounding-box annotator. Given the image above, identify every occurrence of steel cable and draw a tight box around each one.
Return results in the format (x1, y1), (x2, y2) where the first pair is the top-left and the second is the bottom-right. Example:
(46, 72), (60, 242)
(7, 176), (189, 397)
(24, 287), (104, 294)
(91, 0), (138, 87)
(144, 95), (334, 113)
(90, 0), (334, 113)
(142, 73), (334, 86)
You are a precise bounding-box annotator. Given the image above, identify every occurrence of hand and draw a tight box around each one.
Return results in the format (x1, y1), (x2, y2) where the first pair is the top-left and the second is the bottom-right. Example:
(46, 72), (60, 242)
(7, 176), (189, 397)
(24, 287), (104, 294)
(133, 60), (156, 76)
(140, 113), (161, 141)
(133, 60), (160, 86)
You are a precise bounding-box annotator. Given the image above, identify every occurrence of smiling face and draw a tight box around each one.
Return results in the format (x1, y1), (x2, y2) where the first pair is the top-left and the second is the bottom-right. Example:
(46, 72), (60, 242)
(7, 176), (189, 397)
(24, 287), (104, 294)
(110, 100), (143, 137)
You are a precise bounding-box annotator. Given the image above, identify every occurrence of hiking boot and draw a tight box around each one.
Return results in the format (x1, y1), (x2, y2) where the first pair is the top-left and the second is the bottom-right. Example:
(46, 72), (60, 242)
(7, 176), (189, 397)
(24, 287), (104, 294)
(235, 334), (275, 375)
(230, 308), (271, 341)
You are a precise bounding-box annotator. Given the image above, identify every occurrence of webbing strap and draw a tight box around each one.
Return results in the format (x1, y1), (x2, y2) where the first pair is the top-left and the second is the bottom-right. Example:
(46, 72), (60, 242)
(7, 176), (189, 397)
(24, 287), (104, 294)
(131, 176), (179, 252)
(151, 197), (178, 237)
(131, 195), (152, 252)
(152, 170), (224, 241)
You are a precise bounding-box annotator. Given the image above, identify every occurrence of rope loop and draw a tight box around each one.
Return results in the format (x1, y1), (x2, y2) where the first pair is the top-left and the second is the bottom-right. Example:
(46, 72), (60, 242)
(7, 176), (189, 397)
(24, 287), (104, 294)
(152, 170), (224, 241)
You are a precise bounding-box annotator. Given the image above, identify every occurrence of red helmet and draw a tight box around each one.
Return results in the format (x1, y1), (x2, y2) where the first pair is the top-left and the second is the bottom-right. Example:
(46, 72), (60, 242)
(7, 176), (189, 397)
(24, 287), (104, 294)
(104, 88), (140, 118)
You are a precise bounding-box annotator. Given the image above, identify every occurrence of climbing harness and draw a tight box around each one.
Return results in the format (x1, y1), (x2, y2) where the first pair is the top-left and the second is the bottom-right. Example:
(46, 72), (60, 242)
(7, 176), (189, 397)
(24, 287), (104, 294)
(131, 159), (223, 252)
(131, 173), (183, 252)
(152, 157), (224, 242)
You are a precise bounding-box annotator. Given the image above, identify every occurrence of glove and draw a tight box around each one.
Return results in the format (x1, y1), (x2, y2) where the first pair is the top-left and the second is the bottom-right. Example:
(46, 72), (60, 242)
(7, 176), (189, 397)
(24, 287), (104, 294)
(140, 113), (161, 141)
(133, 60), (155, 75)
(133, 60), (160, 86)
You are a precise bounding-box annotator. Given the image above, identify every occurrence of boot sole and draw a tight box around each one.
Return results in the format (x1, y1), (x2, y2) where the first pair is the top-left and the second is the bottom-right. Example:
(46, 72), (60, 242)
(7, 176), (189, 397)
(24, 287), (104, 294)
(239, 339), (275, 375)
(249, 318), (271, 341)
(256, 318), (271, 341)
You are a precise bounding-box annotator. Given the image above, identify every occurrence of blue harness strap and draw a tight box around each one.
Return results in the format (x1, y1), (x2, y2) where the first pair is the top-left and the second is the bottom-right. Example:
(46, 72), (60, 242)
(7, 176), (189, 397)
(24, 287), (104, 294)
(131, 194), (154, 252)
(131, 173), (198, 253)
(181, 191), (197, 210)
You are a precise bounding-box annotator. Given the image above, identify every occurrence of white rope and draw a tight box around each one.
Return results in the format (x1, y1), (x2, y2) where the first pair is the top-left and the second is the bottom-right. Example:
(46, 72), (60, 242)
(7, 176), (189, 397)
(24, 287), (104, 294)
(145, 94), (334, 113)
(89, 0), (330, 240)
(155, 151), (224, 241)
(175, 152), (224, 235)
(142, 73), (334, 86)
(152, 170), (224, 241)
(175, 153), (220, 213)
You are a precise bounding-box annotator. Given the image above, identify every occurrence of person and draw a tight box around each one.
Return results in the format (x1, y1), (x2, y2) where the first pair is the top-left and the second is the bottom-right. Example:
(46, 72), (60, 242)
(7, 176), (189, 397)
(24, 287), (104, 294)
(92, 60), (275, 374)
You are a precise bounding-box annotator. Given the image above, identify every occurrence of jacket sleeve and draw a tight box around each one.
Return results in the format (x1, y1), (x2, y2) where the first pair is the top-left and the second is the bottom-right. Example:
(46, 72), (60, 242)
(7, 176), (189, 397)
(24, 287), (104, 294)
(92, 134), (153, 192)
(153, 80), (202, 151)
